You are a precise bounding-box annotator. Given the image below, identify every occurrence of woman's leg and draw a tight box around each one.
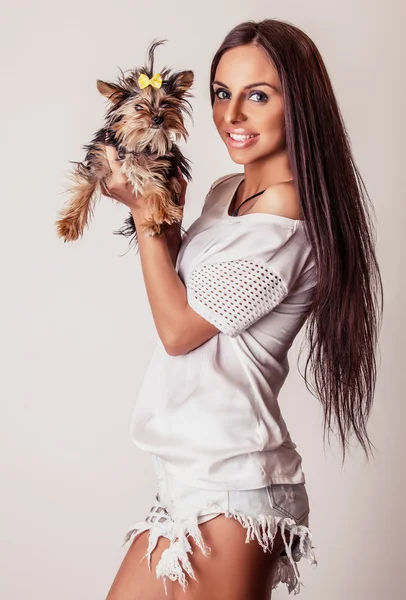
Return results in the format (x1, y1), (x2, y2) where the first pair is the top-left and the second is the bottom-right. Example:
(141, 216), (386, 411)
(105, 530), (172, 600)
(172, 514), (286, 600)
(105, 513), (287, 600)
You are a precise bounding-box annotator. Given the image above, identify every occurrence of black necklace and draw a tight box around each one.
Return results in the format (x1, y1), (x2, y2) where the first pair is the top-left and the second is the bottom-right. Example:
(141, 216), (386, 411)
(232, 189), (266, 217)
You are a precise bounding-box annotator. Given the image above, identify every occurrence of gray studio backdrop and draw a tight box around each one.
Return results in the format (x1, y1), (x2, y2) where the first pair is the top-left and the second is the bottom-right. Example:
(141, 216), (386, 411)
(2, 0), (404, 598)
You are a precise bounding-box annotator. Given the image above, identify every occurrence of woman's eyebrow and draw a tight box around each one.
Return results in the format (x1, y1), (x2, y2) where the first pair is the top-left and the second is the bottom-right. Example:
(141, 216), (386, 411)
(212, 80), (278, 91)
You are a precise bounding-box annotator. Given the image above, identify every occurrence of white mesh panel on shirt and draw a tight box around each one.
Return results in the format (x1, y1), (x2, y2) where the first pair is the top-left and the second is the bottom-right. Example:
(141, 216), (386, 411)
(187, 259), (288, 337)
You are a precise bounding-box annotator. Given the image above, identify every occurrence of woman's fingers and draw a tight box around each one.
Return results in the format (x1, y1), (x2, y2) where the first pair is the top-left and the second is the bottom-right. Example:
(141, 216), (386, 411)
(101, 149), (187, 212)
(102, 144), (128, 199)
(105, 144), (122, 174)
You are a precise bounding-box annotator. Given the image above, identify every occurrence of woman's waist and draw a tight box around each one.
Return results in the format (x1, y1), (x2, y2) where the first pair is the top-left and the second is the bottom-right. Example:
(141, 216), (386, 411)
(150, 449), (306, 492)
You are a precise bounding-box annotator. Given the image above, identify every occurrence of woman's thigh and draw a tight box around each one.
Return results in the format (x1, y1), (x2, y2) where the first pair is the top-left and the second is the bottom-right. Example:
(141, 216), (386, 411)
(171, 513), (286, 600)
(105, 530), (172, 600)
(106, 513), (285, 600)
(114, 456), (317, 598)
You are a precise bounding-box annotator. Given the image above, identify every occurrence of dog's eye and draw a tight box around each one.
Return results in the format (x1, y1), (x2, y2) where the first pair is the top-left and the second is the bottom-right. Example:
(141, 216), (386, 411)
(134, 104), (143, 111)
(161, 102), (171, 108)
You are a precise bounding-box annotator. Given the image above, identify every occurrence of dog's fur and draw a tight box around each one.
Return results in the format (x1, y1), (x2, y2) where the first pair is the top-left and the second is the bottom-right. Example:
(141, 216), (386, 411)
(56, 39), (193, 250)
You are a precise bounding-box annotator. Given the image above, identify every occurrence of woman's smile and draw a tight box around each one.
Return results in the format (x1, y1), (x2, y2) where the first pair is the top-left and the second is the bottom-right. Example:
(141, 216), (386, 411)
(226, 131), (260, 149)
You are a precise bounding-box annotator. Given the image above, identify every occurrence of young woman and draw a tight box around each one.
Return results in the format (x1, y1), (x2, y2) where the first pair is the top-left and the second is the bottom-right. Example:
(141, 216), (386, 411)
(104, 19), (383, 600)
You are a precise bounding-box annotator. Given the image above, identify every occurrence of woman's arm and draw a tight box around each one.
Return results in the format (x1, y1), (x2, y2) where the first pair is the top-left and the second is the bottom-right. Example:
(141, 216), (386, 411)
(162, 221), (182, 267)
(102, 145), (219, 354)
(131, 210), (189, 350)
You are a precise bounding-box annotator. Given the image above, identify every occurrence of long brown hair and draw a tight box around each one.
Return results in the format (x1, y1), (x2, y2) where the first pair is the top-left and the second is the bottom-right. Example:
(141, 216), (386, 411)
(210, 19), (383, 464)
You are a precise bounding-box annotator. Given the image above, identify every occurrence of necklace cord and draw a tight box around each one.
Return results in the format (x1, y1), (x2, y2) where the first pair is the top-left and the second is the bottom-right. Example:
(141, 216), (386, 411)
(231, 178), (294, 217)
(232, 189), (266, 217)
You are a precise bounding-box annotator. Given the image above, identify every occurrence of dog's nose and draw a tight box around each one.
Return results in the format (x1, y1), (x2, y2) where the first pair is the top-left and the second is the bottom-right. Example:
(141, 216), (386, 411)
(152, 116), (164, 126)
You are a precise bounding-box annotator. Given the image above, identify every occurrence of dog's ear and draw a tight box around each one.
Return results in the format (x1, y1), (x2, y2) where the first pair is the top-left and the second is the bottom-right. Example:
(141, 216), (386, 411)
(166, 70), (194, 97)
(96, 80), (128, 104)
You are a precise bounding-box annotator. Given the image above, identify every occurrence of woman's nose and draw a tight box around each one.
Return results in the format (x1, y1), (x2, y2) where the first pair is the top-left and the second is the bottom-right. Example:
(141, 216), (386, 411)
(224, 99), (245, 124)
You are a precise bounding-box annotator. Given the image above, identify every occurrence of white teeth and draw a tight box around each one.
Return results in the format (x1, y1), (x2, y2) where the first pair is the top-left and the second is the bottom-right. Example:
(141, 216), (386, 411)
(229, 133), (256, 141)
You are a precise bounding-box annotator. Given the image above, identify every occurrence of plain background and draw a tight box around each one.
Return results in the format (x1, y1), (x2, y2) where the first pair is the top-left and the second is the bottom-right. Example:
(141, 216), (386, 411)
(1, 0), (404, 598)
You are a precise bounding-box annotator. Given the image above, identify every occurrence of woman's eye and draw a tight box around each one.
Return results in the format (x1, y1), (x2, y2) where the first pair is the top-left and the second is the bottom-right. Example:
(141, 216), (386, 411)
(250, 91), (268, 102)
(214, 89), (268, 103)
(214, 89), (230, 100)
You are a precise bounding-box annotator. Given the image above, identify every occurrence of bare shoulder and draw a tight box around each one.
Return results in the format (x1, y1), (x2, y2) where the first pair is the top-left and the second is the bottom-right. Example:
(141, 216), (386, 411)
(259, 181), (303, 220)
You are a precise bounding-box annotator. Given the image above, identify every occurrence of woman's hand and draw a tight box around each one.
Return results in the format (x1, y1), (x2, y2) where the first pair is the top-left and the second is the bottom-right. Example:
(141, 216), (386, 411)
(101, 145), (147, 213)
(101, 144), (187, 218)
(102, 142), (187, 264)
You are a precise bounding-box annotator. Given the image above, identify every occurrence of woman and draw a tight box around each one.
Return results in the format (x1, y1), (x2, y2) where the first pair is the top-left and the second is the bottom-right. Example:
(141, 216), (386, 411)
(104, 19), (383, 600)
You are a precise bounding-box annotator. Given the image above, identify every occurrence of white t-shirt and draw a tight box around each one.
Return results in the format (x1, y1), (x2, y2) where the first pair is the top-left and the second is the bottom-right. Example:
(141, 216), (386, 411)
(130, 173), (317, 491)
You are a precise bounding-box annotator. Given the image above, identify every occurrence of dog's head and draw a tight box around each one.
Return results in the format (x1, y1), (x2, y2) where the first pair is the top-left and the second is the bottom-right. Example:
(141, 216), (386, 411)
(97, 39), (194, 155)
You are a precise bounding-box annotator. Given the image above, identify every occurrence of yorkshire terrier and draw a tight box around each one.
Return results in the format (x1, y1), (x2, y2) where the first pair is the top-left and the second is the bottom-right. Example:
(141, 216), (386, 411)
(55, 39), (193, 250)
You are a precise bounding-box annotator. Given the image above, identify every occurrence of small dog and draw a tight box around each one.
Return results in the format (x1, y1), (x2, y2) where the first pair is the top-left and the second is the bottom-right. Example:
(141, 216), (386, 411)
(55, 39), (193, 249)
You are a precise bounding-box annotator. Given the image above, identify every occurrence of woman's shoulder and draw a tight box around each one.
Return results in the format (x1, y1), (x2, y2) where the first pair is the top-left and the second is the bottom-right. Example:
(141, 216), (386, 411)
(207, 173), (241, 195)
(201, 173), (242, 215)
(260, 181), (304, 221)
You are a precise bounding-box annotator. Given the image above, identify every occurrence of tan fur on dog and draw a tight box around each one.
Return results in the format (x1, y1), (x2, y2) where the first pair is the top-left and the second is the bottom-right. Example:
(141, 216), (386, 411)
(56, 39), (193, 249)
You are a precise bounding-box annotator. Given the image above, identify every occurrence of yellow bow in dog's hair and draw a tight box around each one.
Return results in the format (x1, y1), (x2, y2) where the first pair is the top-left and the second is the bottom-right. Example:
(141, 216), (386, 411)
(138, 73), (163, 89)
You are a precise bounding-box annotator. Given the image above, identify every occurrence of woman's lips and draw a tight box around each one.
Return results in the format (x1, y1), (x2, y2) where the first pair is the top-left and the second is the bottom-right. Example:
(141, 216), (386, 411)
(226, 132), (260, 149)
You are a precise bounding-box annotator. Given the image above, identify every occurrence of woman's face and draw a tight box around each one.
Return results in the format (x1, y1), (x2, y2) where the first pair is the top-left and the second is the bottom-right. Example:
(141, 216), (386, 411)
(212, 44), (286, 165)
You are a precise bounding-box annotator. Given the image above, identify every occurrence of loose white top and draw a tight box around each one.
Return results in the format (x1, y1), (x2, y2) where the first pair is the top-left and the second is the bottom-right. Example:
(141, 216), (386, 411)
(130, 173), (317, 491)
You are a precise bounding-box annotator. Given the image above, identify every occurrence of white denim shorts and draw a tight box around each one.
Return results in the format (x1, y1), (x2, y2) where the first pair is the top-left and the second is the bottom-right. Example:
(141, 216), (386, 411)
(123, 455), (318, 596)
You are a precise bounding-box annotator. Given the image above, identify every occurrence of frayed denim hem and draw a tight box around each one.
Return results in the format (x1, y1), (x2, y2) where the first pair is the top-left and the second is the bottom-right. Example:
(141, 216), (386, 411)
(122, 497), (318, 596)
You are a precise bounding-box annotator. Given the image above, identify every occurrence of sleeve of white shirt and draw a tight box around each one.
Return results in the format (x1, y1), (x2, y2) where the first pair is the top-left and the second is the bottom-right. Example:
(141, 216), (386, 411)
(201, 174), (239, 216)
(186, 221), (310, 338)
